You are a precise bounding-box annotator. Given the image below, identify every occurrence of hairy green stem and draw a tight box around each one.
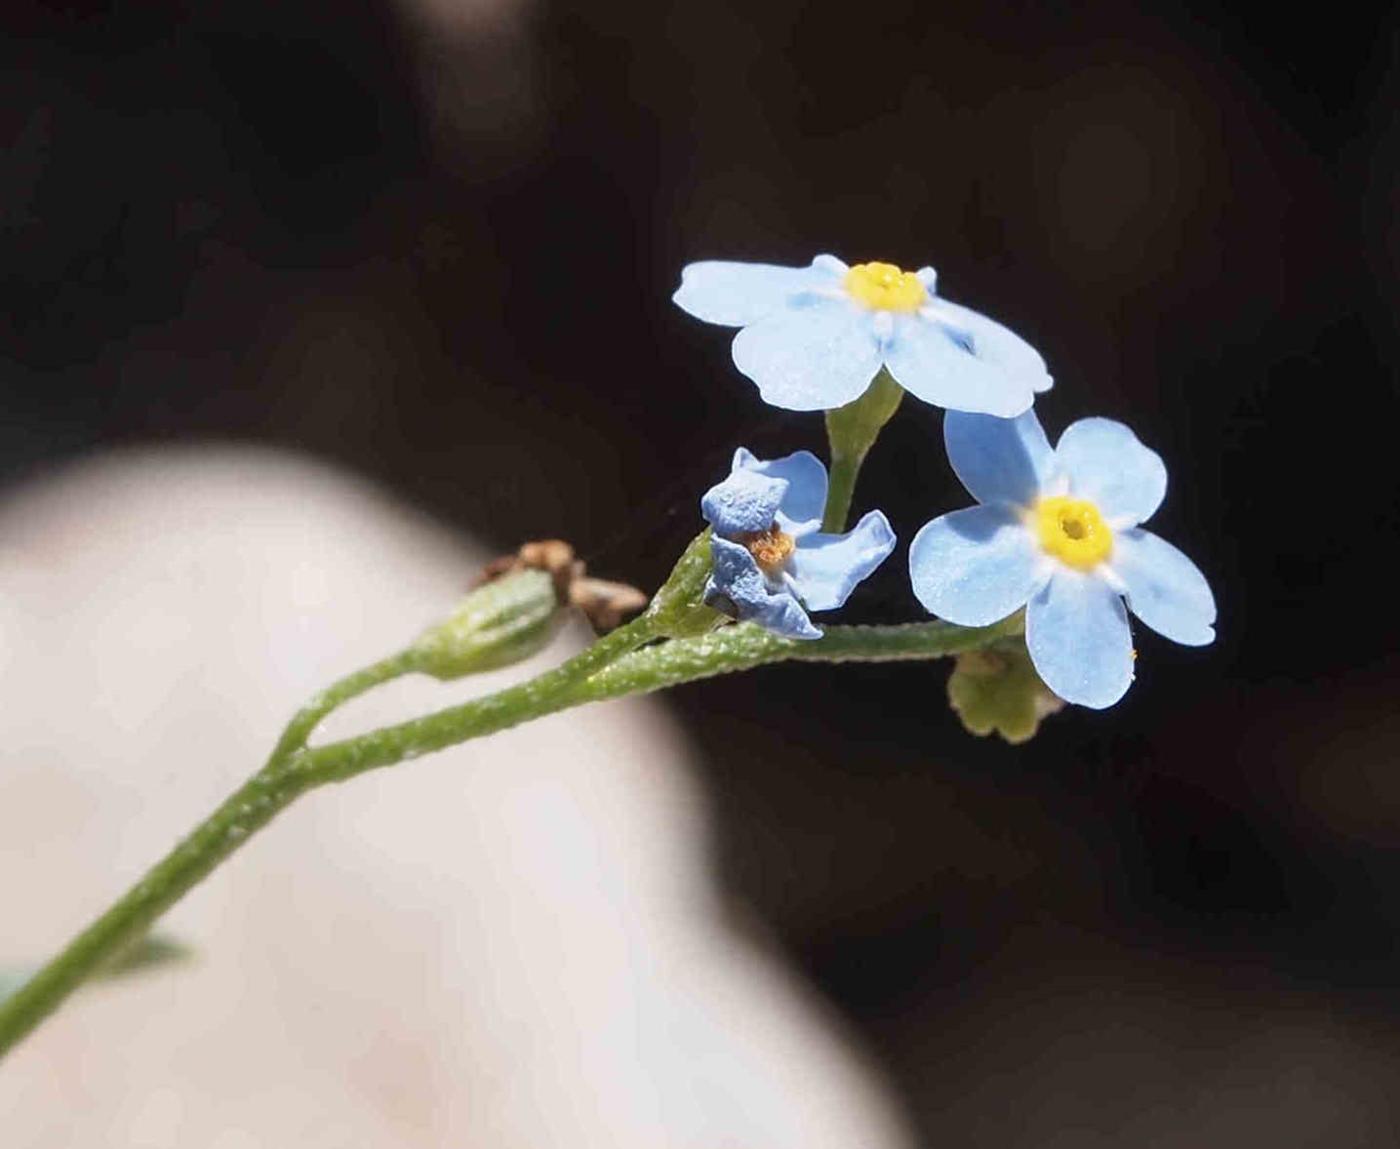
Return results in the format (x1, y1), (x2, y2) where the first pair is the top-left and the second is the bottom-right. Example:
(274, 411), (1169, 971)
(270, 649), (424, 763)
(0, 763), (315, 1060)
(0, 650), (419, 1060)
(0, 604), (1008, 1060)
(284, 618), (1016, 790)
(0, 614), (662, 1060)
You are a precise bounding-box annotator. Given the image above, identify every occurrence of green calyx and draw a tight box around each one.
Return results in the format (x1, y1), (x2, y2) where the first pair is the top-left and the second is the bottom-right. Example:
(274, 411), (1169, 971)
(947, 642), (1063, 744)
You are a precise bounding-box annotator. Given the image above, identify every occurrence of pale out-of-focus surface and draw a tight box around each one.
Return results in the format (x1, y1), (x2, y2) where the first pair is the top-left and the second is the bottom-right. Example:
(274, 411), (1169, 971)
(0, 448), (912, 1149)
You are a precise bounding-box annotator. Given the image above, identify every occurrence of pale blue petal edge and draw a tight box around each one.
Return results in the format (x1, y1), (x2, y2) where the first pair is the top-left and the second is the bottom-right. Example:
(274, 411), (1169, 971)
(1110, 528), (1216, 646)
(734, 448), (828, 535)
(1025, 571), (1135, 709)
(944, 409), (1056, 509)
(926, 296), (1054, 394)
(672, 257), (843, 327)
(882, 312), (1036, 418)
(787, 510), (897, 612)
(907, 504), (1047, 626)
(1056, 418), (1167, 527)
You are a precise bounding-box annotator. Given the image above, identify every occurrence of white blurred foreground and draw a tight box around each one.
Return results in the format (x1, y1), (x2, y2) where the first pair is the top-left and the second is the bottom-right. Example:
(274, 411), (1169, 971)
(0, 448), (912, 1149)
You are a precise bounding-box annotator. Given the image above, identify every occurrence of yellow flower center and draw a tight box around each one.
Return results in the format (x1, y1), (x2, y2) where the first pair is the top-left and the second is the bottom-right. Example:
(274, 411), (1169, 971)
(1032, 495), (1113, 570)
(843, 261), (926, 313)
(739, 524), (797, 575)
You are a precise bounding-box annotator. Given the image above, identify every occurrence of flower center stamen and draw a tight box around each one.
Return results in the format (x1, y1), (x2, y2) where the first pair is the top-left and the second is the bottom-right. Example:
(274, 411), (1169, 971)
(1032, 495), (1113, 570)
(844, 261), (926, 313)
(739, 524), (797, 574)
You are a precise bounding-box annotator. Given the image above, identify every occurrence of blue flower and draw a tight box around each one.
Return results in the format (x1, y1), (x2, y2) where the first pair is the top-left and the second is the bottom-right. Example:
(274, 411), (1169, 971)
(701, 448), (896, 640)
(673, 255), (1052, 417)
(908, 410), (1216, 709)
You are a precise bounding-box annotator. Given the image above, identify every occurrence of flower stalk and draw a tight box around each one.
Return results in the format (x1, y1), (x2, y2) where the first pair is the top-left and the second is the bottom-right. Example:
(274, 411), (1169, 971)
(0, 583), (1011, 1059)
(822, 368), (904, 531)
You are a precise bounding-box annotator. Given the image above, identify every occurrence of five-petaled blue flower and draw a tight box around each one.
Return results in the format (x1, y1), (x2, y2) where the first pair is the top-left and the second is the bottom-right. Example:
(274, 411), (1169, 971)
(701, 448), (896, 640)
(908, 410), (1216, 709)
(673, 255), (1052, 418)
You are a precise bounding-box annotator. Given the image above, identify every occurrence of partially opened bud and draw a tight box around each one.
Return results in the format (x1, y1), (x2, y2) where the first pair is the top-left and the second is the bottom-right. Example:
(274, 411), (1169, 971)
(411, 568), (564, 681)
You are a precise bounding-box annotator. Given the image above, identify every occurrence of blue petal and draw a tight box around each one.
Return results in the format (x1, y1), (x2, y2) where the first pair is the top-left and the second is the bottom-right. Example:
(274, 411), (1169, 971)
(925, 297), (1054, 394)
(1055, 418), (1167, 527)
(943, 409), (1056, 509)
(1110, 529), (1216, 646)
(731, 296), (883, 411)
(672, 258), (842, 327)
(700, 467), (785, 536)
(882, 312), (1037, 417)
(907, 504), (1046, 626)
(788, 510), (897, 611)
(733, 448), (829, 535)
(706, 537), (822, 640)
(705, 535), (773, 610)
(1025, 571), (1134, 709)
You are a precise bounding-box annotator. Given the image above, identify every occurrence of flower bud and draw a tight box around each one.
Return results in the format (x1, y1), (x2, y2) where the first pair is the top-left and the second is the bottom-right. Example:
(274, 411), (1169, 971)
(411, 568), (564, 681)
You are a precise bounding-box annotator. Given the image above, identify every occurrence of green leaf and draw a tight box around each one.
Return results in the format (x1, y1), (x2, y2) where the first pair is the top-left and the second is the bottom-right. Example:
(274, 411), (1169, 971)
(1, 934), (193, 1004)
(100, 934), (195, 980)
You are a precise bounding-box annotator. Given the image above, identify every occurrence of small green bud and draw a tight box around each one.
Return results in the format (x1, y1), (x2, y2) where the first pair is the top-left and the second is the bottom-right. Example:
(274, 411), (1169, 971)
(947, 643), (1064, 744)
(411, 568), (564, 681)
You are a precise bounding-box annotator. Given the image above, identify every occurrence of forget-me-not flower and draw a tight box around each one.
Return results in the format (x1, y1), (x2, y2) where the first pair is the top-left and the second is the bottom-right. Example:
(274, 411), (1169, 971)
(673, 255), (1052, 417)
(702, 447), (896, 639)
(908, 410), (1216, 708)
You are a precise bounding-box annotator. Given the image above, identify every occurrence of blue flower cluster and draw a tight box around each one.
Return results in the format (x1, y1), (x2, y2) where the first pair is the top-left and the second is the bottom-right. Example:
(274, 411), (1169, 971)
(676, 253), (1215, 710)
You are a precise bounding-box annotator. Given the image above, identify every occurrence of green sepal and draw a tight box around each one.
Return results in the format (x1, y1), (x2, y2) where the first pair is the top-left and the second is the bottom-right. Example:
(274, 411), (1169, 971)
(947, 641), (1063, 744)
(641, 529), (725, 639)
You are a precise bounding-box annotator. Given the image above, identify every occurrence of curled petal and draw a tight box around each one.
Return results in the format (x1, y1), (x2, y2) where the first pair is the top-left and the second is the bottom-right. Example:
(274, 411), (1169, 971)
(908, 504), (1046, 626)
(882, 313), (1036, 418)
(700, 468), (786, 536)
(1110, 528), (1216, 646)
(734, 447), (828, 535)
(944, 409), (1057, 509)
(1056, 418), (1167, 527)
(788, 510), (897, 612)
(1025, 571), (1134, 709)
(672, 258), (841, 327)
(706, 537), (821, 640)
(926, 297), (1053, 394)
(732, 296), (883, 412)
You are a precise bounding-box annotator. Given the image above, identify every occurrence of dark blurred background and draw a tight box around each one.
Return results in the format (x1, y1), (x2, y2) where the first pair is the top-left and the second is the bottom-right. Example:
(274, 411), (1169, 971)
(4, 0), (1399, 1141)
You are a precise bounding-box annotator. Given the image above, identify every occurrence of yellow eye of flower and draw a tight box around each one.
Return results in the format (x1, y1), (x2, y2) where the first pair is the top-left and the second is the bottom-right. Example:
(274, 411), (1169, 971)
(739, 524), (797, 574)
(1032, 495), (1113, 570)
(843, 261), (926, 313)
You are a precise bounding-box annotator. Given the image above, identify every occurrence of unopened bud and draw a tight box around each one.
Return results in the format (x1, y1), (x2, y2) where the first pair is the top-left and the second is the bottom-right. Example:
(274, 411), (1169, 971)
(411, 568), (563, 680)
